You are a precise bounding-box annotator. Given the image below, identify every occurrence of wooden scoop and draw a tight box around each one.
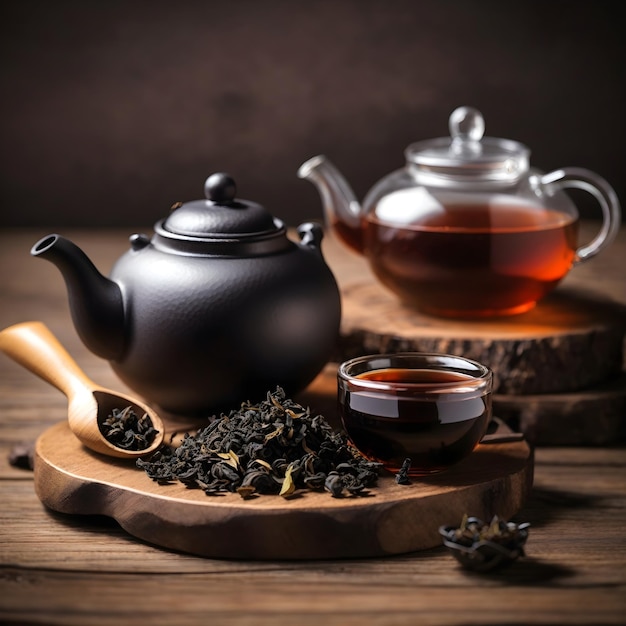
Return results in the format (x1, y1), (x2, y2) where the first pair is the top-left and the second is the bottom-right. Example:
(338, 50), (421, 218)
(0, 321), (165, 459)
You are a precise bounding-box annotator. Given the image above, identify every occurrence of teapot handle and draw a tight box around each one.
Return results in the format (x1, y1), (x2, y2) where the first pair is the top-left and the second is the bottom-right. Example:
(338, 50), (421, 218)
(540, 167), (621, 264)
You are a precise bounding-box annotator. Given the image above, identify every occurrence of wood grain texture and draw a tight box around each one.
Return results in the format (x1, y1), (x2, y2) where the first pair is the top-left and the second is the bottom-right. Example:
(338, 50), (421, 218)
(337, 282), (626, 395)
(494, 373), (626, 445)
(1, 444), (626, 625)
(0, 566), (623, 626)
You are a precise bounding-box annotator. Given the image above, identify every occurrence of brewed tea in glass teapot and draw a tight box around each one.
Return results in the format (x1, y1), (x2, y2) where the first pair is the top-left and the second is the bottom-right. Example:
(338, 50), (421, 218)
(299, 106), (621, 318)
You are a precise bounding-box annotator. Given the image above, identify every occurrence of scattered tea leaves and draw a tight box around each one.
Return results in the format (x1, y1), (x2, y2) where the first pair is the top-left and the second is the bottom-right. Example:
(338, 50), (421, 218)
(137, 387), (381, 499)
(440, 515), (531, 572)
(395, 458), (412, 485)
(453, 514), (529, 547)
(8, 441), (35, 470)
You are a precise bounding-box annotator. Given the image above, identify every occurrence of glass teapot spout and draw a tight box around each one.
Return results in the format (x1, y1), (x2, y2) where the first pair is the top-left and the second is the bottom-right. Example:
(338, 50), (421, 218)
(298, 155), (365, 254)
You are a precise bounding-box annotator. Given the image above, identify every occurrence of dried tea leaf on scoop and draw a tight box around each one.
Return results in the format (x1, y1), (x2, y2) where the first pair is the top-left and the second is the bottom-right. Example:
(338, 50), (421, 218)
(100, 406), (159, 451)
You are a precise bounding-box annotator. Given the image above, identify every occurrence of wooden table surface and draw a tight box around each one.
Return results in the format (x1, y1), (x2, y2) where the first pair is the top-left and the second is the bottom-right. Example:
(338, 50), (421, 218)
(1, 222), (625, 625)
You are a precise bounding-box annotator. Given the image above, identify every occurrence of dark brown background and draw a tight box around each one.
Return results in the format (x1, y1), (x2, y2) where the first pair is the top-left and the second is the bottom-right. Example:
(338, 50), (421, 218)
(1, 0), (624, 228)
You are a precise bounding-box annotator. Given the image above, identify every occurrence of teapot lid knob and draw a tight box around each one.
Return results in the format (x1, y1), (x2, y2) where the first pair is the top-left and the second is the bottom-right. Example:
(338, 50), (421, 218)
(449, 106), (485, 142)
(160, 172), (279, 239)
(204, 172), (237, 204)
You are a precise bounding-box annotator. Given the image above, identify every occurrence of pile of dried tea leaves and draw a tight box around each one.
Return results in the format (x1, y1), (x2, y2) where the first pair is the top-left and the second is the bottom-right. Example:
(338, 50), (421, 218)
(100, 406), (159, 451)
(137, 387), (381, 499)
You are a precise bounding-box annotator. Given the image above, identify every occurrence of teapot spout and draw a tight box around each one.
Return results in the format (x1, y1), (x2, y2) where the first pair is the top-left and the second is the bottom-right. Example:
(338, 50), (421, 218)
(31, 234), (125, 361)
(298, 155), (365, 254)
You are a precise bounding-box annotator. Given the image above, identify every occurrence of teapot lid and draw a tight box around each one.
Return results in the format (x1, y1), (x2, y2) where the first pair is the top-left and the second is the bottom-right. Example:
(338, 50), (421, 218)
(162, 173), (278, 237)
(405, 107), (530, 185)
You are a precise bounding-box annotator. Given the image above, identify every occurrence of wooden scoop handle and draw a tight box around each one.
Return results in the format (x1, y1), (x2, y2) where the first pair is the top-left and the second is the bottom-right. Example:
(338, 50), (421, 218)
(0, 321), (94, 399)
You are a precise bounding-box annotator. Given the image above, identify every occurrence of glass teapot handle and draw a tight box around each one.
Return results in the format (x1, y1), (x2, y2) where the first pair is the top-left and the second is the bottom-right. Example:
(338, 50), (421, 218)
(539, 167), (621, 264)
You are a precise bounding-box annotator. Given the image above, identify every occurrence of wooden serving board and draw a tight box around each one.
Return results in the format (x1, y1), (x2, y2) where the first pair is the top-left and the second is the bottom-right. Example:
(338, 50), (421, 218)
(337, 282), (626, 395)
(34, 420), (532, 561)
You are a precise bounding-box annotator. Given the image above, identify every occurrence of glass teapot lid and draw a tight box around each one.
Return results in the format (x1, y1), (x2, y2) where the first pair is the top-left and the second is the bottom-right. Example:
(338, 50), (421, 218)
(405, 107), (530, 185)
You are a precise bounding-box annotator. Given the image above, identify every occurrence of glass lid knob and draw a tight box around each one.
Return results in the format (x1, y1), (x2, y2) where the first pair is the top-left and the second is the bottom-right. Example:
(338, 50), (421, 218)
(449, 106), (485, 142)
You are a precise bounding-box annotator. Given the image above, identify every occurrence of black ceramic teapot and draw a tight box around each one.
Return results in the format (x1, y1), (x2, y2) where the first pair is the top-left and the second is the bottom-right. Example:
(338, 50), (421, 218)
(32, 173), (341, 415)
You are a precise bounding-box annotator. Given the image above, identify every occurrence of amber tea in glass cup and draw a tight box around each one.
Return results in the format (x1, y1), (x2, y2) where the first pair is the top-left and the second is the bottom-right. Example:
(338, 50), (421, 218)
(338, 353), (493, 476)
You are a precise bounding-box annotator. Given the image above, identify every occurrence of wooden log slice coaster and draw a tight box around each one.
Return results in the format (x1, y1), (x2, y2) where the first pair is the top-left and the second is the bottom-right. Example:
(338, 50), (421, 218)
(337, 282), (626, 395)
(494, 373), (626, 446)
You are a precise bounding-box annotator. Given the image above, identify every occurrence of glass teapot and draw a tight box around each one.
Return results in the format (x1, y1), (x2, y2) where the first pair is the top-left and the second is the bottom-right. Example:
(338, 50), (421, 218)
(298, 106), (621, 318)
